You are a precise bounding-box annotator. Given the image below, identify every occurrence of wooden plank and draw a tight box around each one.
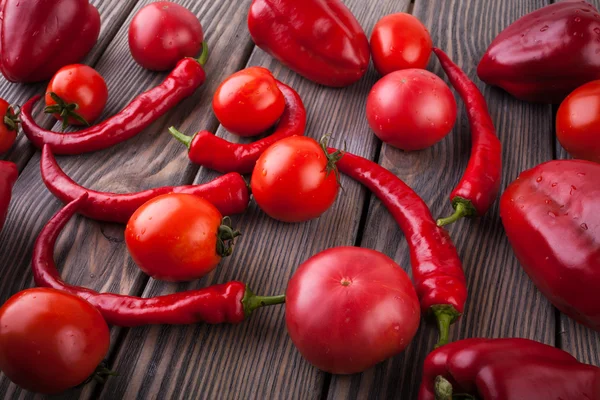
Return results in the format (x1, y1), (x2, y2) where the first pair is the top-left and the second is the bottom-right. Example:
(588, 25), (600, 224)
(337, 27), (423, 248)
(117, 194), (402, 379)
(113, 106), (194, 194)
(326, 0), (557, 398)
(0, 0), (255, 398)
(0, 0), (140, 169)
(98, 0), (405, 398)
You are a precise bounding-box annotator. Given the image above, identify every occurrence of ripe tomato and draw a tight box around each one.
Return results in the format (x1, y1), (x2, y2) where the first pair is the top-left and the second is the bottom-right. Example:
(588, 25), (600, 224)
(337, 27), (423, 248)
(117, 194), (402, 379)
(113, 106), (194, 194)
(556, 80), (600, 163)
(250, 136), (341, 223)
(0, 99), (19, 153)
(128, 2), (204, 71)
(0, 288), (110, 394)
(125, 193), (240, 282)
(370, 13), (433, 76)
(366, 69), (457, 151)
(213, 67), (285, 137)
(285, 247), (420, 374)
(45, 64), (108, 130)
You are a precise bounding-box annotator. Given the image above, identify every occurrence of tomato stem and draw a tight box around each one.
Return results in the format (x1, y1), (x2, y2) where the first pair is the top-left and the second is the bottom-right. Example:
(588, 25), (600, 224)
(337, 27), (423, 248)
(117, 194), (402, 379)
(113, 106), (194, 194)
(168, 126), (193, 149)
(216, 216), (241, 257)
(437, 198), (477, 227)
(434, 376), (478, 400)
(432, 304), (460, 348)
(77, 360), (118, 387)
(242, 288), (285, 317)
(3, 105), (20, 131)
(197, 41), (209, 66)
(320, 134), (345, 189)
(44, 92), (90, 132)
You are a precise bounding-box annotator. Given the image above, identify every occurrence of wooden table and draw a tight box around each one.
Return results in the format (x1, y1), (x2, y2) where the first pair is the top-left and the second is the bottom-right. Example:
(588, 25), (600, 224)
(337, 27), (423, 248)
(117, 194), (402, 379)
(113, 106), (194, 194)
(1, 0), (598, 398)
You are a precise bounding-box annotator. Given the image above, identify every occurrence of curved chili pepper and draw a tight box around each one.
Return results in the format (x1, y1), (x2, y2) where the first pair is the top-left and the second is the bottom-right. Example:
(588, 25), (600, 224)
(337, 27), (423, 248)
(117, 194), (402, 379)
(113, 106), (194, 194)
(0, 161), (18, 232)
(40, 145), (250, 223)
(20, 46), (209, 155)
(169, 80), (306, 174)
(432, 48), (502, 227)
(331, 149), (466, 348)
(32, 194), (285, 327)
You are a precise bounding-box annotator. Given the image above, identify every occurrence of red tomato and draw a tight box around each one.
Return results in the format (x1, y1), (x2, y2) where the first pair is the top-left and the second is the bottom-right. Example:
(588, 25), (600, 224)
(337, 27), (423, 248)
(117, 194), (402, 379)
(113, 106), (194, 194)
(213, 67), (285, 137)
(370, 13), (433, 76)
(285, 247), (420, 374)
(0, 288), (110, 394)
(125, 193), (239, 282)
(366, 69), (457, 151)
(556, 80), (600, 163)
(0, 99), (18, 153)
(250, 136), (340, 223)
(45, 64), (108, 128)
(128, 2), (204, 71)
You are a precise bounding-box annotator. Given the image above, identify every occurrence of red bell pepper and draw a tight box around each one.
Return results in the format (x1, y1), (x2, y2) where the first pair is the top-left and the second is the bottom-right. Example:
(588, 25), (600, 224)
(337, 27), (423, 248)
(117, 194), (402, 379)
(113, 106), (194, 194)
(0, 161), (17, 232)
(477, 1), (600, 103)
(500, 160), (600, 332)
(0, 0), (100, 83)
(247, 0), (370, 87)
(419, 338), (600, 400)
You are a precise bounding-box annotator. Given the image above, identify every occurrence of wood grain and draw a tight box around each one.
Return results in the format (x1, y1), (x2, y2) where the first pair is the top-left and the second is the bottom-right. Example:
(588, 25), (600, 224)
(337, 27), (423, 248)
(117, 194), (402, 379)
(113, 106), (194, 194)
(327, 1), (558, 399)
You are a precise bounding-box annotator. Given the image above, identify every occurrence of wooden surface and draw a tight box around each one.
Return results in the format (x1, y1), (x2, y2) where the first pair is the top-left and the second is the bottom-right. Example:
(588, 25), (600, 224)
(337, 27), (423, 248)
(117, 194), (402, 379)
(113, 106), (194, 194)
(0, 0), (598, 399)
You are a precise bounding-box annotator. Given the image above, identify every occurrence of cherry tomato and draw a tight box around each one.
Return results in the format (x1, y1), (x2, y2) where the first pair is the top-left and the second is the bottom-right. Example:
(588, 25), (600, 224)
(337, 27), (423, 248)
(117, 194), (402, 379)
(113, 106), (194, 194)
(556, 80), (600, 163)
(45, 64), (108, 129)
(0, 288), (110, 394)
(213, 67), (285, 137)
(128, 2), (204, 71)
(370, 13), (433, 76)
(125, 193), (240, 282)
(250, 136), (341, 223)
(0, 99), (19, 153)
(285, 247), (420, 374)
(366, 69), (457, 151)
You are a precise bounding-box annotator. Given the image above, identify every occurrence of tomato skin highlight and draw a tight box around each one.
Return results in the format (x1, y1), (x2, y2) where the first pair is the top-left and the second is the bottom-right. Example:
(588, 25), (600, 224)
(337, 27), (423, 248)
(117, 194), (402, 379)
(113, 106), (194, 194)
(0, 288), (110, 394)
(0, 99), (17, 153)
(556, 80), (600, 163)
(250, 136), (339, 223)
(366, 69), (457, 151)
(213, 67), (285, 137)
(285, 247), (421, 374)
(125, 193), (226, 282)
(370, 13), (433, 76)
(128, 2), (204, 71)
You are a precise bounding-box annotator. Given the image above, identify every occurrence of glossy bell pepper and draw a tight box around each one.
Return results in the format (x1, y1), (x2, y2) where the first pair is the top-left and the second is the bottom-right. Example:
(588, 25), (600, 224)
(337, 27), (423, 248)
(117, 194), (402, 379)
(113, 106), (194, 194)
(419, 338), (600, 400)
(0, 161), (17, 232)
(500, 160), (600, 332)
(247, 0), (370, 87)
(477, 1), (600, 103)
(0, 0), (100, 83)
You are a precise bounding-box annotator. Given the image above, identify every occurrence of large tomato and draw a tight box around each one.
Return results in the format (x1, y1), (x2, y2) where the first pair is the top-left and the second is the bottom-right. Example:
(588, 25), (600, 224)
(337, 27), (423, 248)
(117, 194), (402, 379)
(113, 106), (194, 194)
(45, 64), (108, 129)
(556, 80), (600, 163)
(370, 13), (433, 76)
(250, 136), (341, 223)
(285, 247), (420, 374)
(366, 69), (457, 151)
(0, 99), (18, 153)
(213, 67), (285, 137)
(128, 2), (204, 71)
(0, 288), (110, 394)
(125, 193), (240, 282)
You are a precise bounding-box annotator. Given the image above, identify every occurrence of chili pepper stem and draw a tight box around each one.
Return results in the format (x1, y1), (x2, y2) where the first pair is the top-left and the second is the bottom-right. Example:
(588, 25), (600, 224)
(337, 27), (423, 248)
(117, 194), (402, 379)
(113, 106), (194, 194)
(437, 198), (477, 227)
(242, 288), (285, 318)
(431, 304), (461, 348)
(169, 126), (193, 149)
(197, 41), (209, 66)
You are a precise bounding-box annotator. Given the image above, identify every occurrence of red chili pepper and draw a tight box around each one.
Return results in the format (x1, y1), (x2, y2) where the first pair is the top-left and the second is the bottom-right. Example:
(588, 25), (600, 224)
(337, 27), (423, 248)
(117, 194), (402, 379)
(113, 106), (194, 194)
(247, 0), (370, 87)
(331, 149), (466, 348)
(20, 46), (209, 155)
(432, 48), (502, 227)
(418, 338), (600, 400)
(0, 0), (100, 83)
(477, 1), (600, 103)
(32, 194), (285, 327)
(169, 80), (306, 174)
(40, 145), (249, 223)
(500, 159), (600, 332)
(0, 161), (18, 232)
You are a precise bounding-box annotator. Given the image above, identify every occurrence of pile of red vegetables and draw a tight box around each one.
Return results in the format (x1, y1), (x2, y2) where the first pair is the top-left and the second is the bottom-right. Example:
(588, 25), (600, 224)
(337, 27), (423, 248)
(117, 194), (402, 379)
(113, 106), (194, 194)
(0, 0), (598, 398)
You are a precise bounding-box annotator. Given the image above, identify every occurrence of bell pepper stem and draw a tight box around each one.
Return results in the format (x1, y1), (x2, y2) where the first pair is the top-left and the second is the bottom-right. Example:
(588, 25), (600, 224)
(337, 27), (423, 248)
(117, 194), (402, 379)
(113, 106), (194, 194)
(242, 288), (285, 318)
(197, 41), (209, 66)
(169, 126), (193, 149)
(434, 376), (453, 400)
(431, 304), (460, 348)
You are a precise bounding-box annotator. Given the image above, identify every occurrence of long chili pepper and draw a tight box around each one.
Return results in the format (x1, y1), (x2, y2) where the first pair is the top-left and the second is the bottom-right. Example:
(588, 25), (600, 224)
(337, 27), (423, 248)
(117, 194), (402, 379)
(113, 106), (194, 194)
(40, 145), (250, 223)
(20, 45), (209, 155)
(32, 194), (285, 327)
(432, 48), (502, 227)
(331, 149), (467, 348)
(169, 80), (306, 174)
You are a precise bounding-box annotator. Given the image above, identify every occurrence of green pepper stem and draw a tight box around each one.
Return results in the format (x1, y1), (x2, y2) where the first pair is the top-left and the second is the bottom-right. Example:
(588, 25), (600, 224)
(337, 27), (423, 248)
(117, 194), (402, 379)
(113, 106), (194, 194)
(197, 41), (209, 66)
(168, 126), (193, 149)
(431, 304), (460, 348)
(437, 202), (468, 227)
(242, 288), (285, 318)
